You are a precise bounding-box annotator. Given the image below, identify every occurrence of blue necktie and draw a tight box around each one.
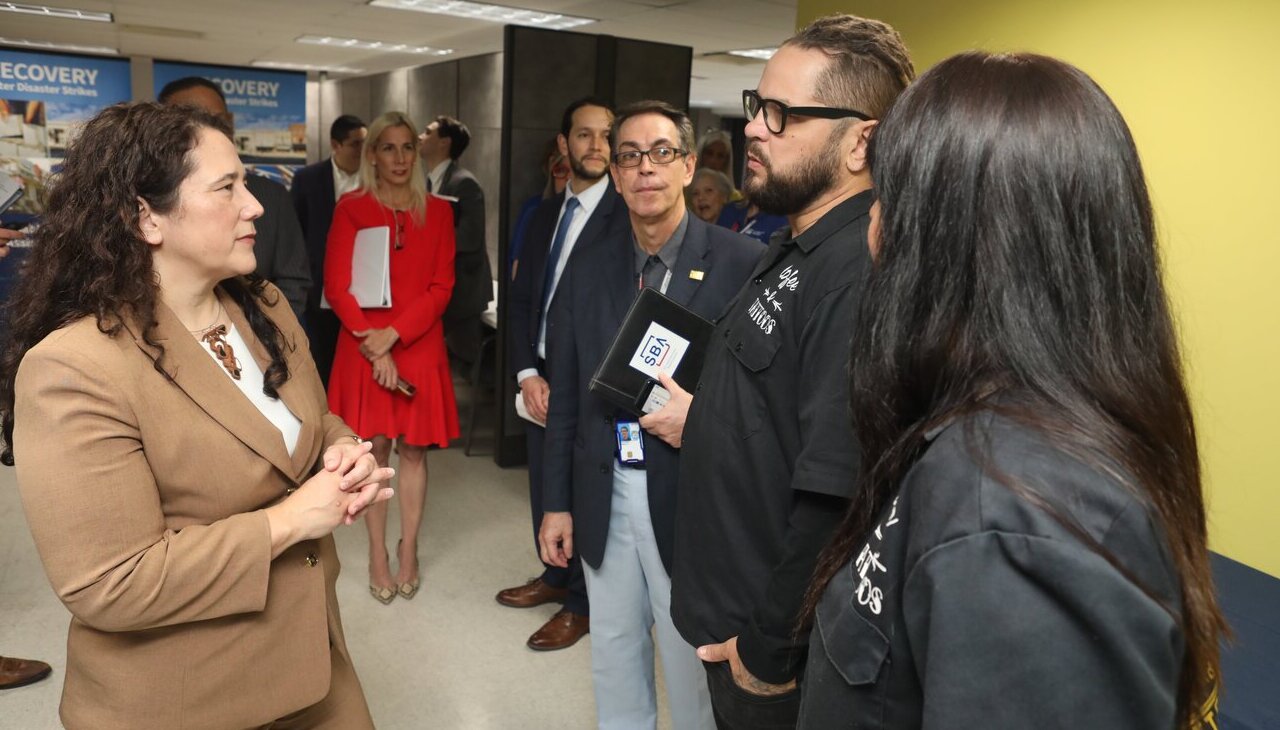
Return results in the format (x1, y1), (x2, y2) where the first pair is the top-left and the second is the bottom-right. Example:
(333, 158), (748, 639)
(541, 196), (580, 320)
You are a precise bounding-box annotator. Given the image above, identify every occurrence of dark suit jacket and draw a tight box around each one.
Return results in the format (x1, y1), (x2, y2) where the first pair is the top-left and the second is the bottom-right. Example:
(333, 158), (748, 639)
(246, 174), (310, 322)
(290, 158), (338, 313)
(507, 180), (628, 379)
(541, 214), (763, 571)
(438, 161), (492, 321)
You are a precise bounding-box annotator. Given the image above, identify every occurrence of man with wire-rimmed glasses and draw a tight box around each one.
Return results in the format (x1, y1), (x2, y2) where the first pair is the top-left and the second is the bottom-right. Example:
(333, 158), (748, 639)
(639, 15), (915, 729)
(539, 100), (761, 730)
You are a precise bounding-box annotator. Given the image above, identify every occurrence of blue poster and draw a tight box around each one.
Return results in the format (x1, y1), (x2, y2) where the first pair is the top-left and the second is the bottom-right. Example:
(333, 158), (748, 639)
(153, 61), (307, 165)
(0, 48), (131, 216)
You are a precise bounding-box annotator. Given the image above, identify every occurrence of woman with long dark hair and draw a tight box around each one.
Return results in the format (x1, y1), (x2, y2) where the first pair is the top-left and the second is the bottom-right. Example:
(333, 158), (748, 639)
(0, 102), (393, 729)
(798, 52), (1225, 728)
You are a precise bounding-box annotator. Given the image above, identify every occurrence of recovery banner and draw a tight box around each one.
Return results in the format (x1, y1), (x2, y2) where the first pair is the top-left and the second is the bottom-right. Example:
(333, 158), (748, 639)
(153, 61), (307, 164)
(0, 47), (131, 215)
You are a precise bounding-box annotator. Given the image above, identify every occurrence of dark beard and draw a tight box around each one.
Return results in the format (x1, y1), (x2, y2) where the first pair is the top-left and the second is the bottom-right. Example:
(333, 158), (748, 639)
(743, 140), (840, 216)
(569, 152), (607, 183)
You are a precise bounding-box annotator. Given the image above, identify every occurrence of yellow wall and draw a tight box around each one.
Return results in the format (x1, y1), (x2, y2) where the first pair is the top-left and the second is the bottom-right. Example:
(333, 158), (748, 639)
(795, 0), (1280, 576)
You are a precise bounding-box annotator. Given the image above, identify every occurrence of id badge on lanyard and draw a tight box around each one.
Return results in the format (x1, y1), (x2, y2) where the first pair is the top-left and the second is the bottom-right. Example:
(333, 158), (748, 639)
(615, 418), (644, 466)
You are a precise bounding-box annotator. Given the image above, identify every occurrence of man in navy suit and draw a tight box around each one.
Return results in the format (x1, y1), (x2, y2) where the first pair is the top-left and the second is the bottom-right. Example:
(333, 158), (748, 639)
(539, 101), (762, 729)
(498, 98), (628, 651)
(291, 115), (367, 386)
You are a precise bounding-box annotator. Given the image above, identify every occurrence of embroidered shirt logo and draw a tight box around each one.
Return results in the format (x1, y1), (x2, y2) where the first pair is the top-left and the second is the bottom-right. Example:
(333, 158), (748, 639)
(747, 265), (800, 335)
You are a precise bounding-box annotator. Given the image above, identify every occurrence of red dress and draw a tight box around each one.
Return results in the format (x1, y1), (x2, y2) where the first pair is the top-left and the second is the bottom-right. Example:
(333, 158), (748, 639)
(324, 190), (459, 447)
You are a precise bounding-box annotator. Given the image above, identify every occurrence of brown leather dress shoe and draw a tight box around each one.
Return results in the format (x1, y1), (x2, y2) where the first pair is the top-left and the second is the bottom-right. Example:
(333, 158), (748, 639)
(0, 656), (52, 690)
(496, 577), (569, 608)
(527, 610), (589, 651)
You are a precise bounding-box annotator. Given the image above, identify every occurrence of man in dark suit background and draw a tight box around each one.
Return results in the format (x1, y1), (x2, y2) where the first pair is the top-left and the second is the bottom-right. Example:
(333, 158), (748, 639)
(157, 77), (311, 323)
(498, 97), (628, 651)
(419, 115), (491, 363)
(291, 114), (367, 386)
(538, 101), (761, 728)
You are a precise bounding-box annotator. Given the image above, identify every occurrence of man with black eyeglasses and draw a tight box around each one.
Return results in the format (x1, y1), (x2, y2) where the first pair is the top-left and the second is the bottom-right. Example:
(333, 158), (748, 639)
(638, 16), (915, 729)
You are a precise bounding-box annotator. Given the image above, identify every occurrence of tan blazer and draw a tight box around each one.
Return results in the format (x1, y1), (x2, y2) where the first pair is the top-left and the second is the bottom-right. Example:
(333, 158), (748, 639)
(15, 284), (359, 730)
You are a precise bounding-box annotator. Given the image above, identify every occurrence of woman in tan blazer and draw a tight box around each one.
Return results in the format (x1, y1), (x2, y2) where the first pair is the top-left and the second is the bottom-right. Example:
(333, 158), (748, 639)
(0, 103), (395, 729)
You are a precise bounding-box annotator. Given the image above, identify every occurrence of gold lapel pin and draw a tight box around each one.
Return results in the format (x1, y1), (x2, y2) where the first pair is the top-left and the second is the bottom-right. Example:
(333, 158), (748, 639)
(689, 270), (705, 281)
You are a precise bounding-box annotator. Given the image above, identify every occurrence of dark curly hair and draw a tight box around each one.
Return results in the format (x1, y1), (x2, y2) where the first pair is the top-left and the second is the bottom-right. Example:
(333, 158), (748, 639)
(0, 101), (291, 466)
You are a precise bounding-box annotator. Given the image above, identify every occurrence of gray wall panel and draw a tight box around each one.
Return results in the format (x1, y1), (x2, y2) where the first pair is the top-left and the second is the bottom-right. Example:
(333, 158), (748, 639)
(458, 54), (502, 131)
(463, 127), (502, 269)
(336, 77), (373, 131)
(367, 68), (409, 119)
(317, 78), (342, 161)
(408, 62), (457, 127)
(305, 80), (321, 164)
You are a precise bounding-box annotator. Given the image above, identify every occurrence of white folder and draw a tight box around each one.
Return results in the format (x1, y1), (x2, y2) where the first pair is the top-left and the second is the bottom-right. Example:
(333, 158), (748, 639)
(321, 225), (392, 309)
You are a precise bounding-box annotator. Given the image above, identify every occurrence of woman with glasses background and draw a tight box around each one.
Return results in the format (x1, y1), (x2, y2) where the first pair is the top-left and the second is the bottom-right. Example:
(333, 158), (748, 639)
(325, 110), (459, 605)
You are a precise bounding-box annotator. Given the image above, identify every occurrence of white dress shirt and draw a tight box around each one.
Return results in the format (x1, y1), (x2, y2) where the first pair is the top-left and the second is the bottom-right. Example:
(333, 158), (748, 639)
(331, 159), (360, 199)
(427, 159), (451, 195)
(517, 174), (611, 384)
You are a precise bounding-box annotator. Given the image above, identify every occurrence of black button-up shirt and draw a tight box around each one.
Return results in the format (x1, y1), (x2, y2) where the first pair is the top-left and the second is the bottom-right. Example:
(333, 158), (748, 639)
(797, 411), (1186, 729)
(671, 190), (873, 681)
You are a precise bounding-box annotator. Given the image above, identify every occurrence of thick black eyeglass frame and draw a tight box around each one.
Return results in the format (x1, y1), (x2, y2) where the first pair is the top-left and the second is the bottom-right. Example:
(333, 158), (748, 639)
(612, 147), (689, 168)
(743, 89), (871, 134)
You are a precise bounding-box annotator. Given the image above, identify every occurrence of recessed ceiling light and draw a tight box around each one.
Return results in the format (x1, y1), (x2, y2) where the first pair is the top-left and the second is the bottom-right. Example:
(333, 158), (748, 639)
(369, 0), (595, 31)
(252, 61), (365, 74)
(726, 47), (777, 61)
(0, 3), (113, 22)
(296, 34), (453, 56)
(0, 35), (117, 54)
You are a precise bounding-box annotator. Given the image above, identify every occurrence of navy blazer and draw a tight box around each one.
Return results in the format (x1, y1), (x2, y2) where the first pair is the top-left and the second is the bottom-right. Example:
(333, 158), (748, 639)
(289, 158), (337, 313)
(541, 214), (763, 571)
(507, 181), (628, 378)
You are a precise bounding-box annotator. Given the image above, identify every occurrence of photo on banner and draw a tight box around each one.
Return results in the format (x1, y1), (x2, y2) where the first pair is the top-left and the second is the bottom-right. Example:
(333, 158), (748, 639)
(152, 61), (307, 188)
(0, 47), (131, 219)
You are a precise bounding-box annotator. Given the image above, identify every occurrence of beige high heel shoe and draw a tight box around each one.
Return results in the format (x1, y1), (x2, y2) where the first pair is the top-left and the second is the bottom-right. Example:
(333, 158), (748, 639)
(397, 539), (420, 600)
(370, 547), (396, 604)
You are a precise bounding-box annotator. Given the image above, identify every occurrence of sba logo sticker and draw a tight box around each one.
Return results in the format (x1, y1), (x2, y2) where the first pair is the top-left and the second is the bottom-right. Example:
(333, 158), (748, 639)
(629, 322), (690, 379)
(641, 335), (672, 368)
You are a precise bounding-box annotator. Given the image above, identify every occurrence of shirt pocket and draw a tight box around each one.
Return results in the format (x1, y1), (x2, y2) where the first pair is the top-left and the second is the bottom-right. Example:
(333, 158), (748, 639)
(798, 575), (890, 729)
(699, 324), (782, 439)
(726, 322), (782, 373)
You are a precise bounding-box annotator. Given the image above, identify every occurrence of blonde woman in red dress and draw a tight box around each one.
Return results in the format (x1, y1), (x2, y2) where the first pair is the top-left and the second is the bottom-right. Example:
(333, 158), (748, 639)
(325, 111), (459, 603)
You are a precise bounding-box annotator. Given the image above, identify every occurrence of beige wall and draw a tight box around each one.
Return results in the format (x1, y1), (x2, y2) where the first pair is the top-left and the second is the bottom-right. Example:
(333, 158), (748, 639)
(795, 0), (1280, 576)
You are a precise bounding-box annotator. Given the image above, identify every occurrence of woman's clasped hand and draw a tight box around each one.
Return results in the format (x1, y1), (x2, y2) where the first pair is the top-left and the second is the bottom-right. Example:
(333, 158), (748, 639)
(266, 439), (394, 551)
